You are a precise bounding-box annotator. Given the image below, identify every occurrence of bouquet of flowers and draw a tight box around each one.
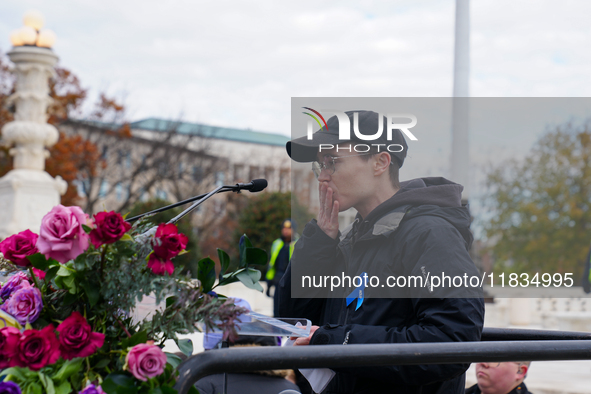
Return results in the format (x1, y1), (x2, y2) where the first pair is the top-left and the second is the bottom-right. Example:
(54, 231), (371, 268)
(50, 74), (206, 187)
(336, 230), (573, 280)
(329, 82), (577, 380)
(0, 205), (266, 394)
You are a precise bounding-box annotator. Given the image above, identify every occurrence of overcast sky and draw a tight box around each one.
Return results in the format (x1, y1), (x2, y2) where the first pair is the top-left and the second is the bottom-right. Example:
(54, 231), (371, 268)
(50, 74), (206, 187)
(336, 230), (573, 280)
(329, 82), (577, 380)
(2, 0), (591, 136)
(2, 0), (591, 226)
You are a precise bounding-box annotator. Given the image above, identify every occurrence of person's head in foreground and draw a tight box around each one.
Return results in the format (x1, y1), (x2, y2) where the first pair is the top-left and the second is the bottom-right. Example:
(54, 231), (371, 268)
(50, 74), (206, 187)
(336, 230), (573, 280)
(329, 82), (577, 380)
(288, 110), (407, 219)
(471, 361), (530, 394)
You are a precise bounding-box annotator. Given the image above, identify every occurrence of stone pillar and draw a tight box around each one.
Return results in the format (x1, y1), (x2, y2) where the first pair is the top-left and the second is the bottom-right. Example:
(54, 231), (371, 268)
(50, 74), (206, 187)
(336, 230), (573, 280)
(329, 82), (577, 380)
(0, 46), (67, 239)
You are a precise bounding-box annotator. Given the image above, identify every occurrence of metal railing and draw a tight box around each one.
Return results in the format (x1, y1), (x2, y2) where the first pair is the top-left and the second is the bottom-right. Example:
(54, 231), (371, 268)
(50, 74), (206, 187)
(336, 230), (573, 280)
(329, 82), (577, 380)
(173, 327), (591, 394)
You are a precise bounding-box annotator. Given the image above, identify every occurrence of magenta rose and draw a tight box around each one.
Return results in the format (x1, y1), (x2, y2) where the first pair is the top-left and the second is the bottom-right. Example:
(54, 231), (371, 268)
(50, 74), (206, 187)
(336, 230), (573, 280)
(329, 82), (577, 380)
(79, 384), (104, 394)
(14, 325), (60, 370)
(3, 286), (43, 326)
(0, 230), (39, 267)
(32, 268), (45, 281)
(125, 342), (167, 381)
(37, 205), (90, 264)
(147, 254), (174, 276)
(57, 311), (105, 360)
(0, 326), (21, 368)
(151, 223), (188, 260)
(89, 211), (131, 248)
(0, 272), (32, 301)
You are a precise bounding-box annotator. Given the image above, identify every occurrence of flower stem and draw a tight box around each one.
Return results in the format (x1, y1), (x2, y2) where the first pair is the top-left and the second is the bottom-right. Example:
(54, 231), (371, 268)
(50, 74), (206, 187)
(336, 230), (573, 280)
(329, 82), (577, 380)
(115, 314), (132, 338)
(99, 245), (108, 280)
(28, 266), (41, 289)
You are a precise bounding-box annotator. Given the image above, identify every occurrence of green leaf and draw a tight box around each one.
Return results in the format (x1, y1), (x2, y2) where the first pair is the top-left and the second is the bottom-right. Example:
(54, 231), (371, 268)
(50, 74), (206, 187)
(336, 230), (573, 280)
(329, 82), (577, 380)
(238, 234), (253, 268)
(244, 247), (268, 267)
(44, 265), (60, 284)
(177, 338), (193, 357)
(147, 389), (163, 394)
(28, 253), (52, 270)
(56, 265), (73, 277)
(128, 330), (148, 347)
(246, 268), (262, 283)
(62, 292), (78, 306)
(82, 224), (92, 234)
(217, 249), (231, 281)
(1, 367), (26, 381)
(160, 387), (178, 394)
(54, 357), (84, 382)
(166, 296), (178, 308)
(236, 269), (264, 292)
(29, 382), (43, 394)
(165, 352), (183, 369)
(93, 358), (111, 369)
(81, 279), (100, 306)
(197, 257), (216, 293)
(187, 387), (200, 394)
(54, 381), (71, 394)
(38, 371), (56, 394)
(120, 233), (133, 242)
(102, 374), (137, 394)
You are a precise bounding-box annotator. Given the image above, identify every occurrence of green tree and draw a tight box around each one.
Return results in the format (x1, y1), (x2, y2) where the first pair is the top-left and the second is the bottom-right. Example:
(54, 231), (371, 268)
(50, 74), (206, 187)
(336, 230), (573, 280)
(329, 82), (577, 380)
(235, 191), (313, 275)
(127, 198), (201, 277)
(483, 121), (591, 276)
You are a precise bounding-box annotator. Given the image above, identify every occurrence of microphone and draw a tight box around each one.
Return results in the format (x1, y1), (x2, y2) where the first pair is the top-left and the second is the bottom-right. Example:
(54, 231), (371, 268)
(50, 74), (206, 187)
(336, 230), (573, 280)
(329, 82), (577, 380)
(233, 179), (268, 193)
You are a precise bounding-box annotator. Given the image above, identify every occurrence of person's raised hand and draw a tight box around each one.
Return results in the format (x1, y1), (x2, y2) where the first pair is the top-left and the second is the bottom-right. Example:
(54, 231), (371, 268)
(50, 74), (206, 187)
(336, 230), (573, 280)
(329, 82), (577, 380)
(292, 325), (320, 346)
(317, 183), (339, 239)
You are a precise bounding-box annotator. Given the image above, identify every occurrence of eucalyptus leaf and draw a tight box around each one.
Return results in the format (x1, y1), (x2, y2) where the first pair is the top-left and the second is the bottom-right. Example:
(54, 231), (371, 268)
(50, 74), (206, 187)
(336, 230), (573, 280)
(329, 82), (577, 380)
(177, 338), (193, 357)
(165, 352), (183, 369)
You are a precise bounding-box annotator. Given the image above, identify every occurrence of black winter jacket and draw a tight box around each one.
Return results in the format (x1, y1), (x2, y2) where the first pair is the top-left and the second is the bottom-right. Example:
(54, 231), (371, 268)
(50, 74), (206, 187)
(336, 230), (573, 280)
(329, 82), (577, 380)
(278, 177), (485, 394)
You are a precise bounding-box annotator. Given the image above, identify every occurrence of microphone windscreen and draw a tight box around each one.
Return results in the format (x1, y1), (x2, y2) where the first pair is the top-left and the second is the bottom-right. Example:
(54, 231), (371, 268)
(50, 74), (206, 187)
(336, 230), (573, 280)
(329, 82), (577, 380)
(250, 179), (268, 192)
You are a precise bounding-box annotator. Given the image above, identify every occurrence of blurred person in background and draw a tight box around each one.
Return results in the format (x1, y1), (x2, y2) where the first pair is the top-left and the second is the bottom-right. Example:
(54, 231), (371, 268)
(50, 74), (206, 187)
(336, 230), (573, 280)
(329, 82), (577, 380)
(266, 219), (296, 316)
(465, 362), (531, 394)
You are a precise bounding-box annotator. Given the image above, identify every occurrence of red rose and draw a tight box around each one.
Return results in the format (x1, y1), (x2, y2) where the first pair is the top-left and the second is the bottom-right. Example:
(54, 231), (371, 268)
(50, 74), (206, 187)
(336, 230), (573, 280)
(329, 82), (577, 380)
(0, 230), (39, 267)
(57, 311), (105, 360)
(147, 254), (174, 276)
(151, 224), (188, 260)
(15, 325), (60, 370)
(89, 211), (132, 248)
(0, 326), (21, 368)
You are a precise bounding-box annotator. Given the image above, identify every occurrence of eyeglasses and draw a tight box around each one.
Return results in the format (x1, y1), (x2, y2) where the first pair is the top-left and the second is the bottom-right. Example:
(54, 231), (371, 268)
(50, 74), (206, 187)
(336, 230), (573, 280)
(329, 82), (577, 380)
(311, 153), (376, 179)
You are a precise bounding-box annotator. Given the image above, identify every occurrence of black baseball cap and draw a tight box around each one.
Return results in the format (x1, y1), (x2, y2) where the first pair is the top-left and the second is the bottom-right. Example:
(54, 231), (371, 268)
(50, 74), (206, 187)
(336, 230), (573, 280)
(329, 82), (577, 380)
(286, 110), (408, 168)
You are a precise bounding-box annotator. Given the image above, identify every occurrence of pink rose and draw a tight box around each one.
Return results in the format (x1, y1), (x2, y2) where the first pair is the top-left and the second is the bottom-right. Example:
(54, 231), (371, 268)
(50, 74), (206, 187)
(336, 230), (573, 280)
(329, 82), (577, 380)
(0, 230), (39, 267)
(57, 311), (105, 360)
(0, 326), (21, 368)
(151, 224), (188, 260)
(89, 211), (131, 248)
(2, 287), (43, 326)
(125, 343), (167, 381)
(14, 325), (60, 370)
(37, 205), (90, 264)
(147, 254), (174, 276)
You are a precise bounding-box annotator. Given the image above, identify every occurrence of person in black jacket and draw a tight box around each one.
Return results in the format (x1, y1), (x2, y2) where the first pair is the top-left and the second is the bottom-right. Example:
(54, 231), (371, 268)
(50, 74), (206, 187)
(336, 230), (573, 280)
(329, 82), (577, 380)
(278, 110), (485, 394)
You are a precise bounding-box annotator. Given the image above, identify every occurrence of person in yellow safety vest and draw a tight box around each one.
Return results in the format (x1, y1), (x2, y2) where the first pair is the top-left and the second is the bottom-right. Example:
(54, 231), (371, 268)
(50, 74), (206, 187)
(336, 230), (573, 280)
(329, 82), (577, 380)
(265, 219), (296, 316)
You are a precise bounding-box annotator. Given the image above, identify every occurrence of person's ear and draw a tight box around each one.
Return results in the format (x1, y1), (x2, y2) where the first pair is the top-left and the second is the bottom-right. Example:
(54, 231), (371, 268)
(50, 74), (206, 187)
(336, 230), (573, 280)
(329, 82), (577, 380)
(373, 152), (391, 176)
(517, 364), (528, 377)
